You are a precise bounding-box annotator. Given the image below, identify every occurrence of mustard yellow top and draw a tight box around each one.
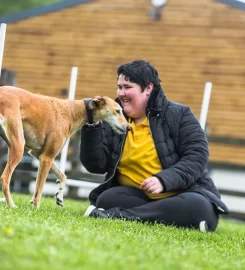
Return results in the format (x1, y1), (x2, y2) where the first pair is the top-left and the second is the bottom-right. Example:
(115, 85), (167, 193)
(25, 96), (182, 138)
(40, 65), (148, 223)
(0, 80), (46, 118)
(118, 118), (179, 199)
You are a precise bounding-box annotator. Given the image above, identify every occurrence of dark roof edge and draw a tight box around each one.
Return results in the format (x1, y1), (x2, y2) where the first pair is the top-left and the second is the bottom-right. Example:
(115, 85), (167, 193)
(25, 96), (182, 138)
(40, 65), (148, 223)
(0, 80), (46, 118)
(217, 0), (245, 10)
(0, 0), (95, 24)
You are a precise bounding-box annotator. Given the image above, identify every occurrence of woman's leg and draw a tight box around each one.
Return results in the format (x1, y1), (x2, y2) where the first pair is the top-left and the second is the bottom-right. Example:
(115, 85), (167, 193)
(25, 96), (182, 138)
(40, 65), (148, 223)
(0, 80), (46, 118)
(96, 185), (151, 209)
(105, 192), (219, 231)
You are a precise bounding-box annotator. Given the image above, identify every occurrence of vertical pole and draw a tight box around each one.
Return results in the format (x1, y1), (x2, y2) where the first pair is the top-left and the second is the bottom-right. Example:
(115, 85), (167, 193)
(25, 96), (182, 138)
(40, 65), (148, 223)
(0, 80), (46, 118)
(0, 23), (7, 78)
(0, 23), (7, 202)
(59, 67), (78, 173)
(199, 82), (212, 130)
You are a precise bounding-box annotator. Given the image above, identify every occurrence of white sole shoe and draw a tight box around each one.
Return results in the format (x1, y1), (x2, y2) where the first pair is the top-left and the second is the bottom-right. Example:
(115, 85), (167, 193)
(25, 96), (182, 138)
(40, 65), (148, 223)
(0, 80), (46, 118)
(83, 205), (97, 217)
(83, 205), (105, 217)
(199, 221), (208, 232)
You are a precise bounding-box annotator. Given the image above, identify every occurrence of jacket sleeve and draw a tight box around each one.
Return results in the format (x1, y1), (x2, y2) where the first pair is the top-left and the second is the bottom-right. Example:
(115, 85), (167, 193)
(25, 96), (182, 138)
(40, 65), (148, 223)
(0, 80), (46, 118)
(79, 123), (112, 174)
(155, 107), (209, 191)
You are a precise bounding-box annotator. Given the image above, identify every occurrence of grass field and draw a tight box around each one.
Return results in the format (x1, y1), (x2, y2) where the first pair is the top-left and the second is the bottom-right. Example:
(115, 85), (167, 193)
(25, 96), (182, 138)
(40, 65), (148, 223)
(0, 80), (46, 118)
(0, 194), (244, 270)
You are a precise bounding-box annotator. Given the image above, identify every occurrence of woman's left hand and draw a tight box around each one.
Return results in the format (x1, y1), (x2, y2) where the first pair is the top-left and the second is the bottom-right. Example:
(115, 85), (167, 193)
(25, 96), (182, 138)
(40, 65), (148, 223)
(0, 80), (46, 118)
(140, 176), (164, 194)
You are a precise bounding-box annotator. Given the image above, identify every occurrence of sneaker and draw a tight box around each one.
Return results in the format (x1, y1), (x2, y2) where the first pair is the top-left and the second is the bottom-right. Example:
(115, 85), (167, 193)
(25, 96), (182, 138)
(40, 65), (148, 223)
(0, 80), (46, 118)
(83, 205), (109, 218)
(199, 220), (209, 232)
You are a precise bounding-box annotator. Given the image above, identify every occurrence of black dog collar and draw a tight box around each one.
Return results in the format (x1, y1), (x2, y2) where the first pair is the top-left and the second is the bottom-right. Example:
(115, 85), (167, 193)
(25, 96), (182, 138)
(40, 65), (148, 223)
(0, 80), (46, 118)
(84, 98), (95, 126)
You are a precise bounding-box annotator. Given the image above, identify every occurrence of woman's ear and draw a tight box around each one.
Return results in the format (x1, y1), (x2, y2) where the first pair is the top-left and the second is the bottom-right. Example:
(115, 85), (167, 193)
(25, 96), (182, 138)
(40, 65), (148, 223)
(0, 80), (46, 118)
(146, 83), (154, 96)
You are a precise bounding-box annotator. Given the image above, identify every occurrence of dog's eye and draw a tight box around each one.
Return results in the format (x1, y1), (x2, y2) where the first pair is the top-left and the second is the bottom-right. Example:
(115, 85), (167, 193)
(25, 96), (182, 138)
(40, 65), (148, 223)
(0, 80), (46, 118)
(116, 110), (120, 114)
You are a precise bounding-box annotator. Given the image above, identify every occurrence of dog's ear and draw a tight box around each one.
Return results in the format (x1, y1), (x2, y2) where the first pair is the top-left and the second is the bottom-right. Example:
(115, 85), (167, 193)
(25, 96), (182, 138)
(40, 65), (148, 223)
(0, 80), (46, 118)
(88, 96), (106, 110)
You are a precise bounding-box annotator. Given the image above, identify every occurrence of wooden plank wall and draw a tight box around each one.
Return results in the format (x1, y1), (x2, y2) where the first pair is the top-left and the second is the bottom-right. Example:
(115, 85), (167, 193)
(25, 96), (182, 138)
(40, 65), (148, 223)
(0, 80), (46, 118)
(2, 0), (245, 165)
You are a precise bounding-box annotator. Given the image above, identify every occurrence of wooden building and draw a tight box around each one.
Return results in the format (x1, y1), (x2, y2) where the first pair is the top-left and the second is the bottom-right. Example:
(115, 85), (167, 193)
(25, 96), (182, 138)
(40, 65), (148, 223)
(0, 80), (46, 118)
(0, 0), (245, 166)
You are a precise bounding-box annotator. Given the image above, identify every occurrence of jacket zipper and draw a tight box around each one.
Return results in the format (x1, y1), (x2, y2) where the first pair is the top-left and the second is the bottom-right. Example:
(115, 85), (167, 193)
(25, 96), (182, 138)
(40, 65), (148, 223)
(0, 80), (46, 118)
(147, 111), (163, 170)
(98, 112), (161, 187)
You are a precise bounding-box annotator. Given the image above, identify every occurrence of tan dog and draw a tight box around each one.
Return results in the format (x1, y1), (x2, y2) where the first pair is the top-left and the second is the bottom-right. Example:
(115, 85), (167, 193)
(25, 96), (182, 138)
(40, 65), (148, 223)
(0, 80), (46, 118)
(0, 86), (128, 208)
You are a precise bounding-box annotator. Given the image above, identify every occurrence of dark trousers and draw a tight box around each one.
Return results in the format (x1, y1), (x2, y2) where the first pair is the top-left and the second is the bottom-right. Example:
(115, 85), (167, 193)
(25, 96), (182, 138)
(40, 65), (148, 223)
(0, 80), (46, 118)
(96, 186), (219, 231)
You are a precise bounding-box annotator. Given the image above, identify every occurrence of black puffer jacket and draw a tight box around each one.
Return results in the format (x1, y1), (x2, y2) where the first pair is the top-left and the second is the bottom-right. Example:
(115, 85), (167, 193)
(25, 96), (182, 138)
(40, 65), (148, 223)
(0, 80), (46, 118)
(80, 89), (229, 214)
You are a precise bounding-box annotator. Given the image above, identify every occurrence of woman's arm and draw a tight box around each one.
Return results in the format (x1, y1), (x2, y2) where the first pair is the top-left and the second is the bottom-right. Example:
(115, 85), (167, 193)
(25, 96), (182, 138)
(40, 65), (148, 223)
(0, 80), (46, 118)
(79, 122), (113, 174)
(155, 107), (209, 191)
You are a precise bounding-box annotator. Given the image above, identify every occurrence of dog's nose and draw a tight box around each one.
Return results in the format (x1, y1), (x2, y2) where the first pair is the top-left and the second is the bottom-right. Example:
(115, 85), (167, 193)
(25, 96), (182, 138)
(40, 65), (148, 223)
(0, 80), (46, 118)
(122, 125), (131, 134)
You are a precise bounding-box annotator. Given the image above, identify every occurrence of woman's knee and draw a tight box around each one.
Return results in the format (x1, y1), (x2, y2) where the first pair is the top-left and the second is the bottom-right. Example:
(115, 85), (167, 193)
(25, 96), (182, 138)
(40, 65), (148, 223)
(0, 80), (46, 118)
(95, 187), (118, 209)
(183, 192), (219, 231)
(95, 186), (149, 210)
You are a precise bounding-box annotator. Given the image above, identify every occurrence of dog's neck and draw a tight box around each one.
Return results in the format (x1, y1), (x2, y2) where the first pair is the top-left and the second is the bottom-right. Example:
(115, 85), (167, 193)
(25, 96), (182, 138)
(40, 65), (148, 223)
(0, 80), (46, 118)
(65, 100), (88, 134)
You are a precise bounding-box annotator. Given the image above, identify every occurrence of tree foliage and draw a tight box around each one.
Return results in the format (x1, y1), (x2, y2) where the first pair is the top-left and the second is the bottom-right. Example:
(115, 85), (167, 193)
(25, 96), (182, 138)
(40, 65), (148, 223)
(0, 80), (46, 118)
(0, 0), (61, 16)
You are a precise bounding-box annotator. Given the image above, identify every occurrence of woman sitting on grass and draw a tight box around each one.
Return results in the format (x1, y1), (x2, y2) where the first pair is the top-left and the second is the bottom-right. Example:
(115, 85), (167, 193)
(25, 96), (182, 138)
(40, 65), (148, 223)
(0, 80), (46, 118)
(80, 59), (229, 231)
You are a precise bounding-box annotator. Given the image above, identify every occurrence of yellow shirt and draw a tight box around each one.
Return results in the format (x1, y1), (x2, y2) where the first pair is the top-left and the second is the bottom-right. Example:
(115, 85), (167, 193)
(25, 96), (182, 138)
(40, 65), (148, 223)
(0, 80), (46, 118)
(118, 118), (179, 199)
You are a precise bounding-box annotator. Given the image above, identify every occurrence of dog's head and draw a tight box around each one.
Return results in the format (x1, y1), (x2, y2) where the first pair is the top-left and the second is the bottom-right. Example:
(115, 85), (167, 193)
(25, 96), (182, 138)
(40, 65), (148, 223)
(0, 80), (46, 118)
(87, 96), (129, 134)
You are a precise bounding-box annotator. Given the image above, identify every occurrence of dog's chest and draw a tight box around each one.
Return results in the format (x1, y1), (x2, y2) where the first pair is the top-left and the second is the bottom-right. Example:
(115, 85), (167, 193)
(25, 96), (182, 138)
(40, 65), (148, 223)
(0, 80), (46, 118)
(23, 124), (44, 151)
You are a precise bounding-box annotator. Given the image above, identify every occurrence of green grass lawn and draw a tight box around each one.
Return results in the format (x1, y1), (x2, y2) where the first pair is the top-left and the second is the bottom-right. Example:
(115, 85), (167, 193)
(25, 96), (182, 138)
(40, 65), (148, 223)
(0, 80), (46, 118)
(0, 194), (244, 270)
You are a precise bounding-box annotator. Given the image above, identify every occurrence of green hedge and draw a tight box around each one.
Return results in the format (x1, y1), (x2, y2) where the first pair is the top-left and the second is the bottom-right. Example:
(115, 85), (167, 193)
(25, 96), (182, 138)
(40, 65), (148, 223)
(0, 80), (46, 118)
(0, 0), (60, 16)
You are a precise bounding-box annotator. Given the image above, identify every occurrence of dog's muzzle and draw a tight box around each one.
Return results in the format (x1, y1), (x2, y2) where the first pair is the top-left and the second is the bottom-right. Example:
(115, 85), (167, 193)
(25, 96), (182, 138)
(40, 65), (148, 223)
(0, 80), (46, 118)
(123, 125), (131, 134)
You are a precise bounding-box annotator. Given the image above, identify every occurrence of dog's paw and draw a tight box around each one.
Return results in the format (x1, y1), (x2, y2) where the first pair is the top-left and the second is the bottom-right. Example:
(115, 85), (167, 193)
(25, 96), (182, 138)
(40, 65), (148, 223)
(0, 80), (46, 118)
(0, 197), (6, 203)
(56, 197), (63, 207)
(0, 198), (17, 207)
(55, 192), (63, 207)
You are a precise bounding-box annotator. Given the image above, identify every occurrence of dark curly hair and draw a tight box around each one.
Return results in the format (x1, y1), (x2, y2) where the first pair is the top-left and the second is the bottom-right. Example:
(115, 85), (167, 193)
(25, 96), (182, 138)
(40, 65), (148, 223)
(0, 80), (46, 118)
(117, 60), (162, 92)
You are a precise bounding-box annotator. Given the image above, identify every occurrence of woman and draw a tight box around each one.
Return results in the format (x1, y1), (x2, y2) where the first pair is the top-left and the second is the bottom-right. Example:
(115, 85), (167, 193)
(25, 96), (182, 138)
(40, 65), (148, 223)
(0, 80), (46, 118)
(80, 60), (228, 231)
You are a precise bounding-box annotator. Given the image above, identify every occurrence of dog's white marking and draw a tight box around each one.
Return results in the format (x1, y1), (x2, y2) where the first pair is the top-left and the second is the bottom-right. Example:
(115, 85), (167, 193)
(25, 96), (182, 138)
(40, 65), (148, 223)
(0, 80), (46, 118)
(0, 116), (4, 125)
(0, 197), (6, 202)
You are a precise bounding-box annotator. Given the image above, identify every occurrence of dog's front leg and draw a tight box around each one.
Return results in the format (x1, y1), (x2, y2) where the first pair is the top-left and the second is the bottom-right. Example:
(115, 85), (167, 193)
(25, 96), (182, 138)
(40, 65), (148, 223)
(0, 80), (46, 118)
(32, 154), (54, 209)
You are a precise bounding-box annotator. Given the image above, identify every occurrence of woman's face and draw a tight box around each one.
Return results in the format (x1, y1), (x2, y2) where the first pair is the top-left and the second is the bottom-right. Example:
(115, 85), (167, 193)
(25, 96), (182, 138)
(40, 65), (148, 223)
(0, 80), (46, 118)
(117, 74), (152, 121)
